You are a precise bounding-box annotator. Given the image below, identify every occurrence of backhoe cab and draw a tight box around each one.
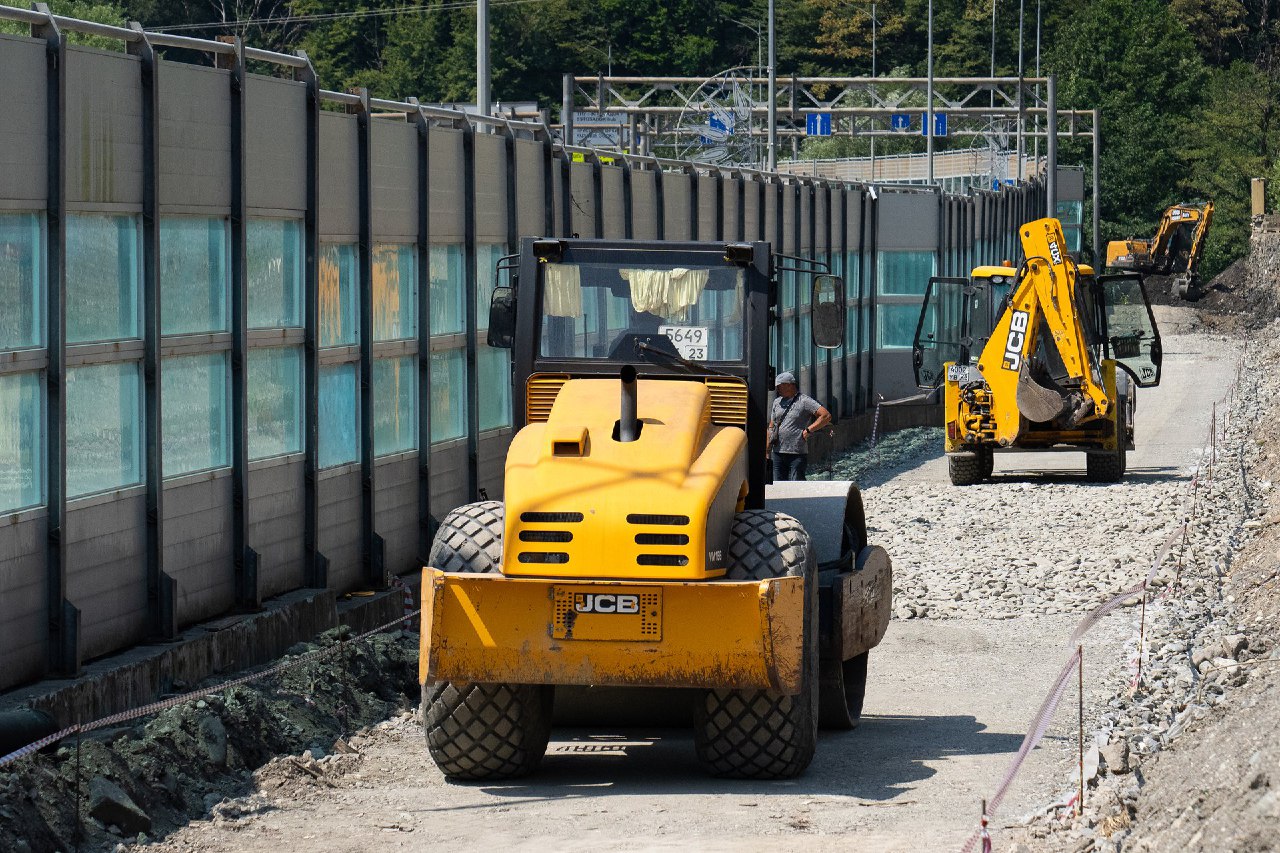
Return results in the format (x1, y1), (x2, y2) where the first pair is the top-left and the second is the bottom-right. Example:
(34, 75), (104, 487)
(419, 238), (892, 781)
(914, 217), (1162, 485)
(1107, 201), (1214, 299)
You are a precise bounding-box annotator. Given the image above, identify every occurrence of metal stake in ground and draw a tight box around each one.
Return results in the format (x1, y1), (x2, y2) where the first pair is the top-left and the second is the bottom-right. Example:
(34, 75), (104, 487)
(1077, 643), (1084, 817)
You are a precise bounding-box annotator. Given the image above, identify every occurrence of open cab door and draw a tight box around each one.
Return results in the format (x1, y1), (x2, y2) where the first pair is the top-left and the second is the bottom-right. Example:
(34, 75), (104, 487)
(912, 277), (969, 389)
(1097, 273), (1162, 387)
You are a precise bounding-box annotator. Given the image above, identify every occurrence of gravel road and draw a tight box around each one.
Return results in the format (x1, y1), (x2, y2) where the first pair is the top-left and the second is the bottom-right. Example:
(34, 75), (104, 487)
(146, 308), (1244, 853)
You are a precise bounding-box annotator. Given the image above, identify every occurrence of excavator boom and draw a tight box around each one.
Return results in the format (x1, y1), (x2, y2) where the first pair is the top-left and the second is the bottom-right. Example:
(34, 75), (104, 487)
(978, 218), (1110, 444)
(1106, 202), (1214, 299)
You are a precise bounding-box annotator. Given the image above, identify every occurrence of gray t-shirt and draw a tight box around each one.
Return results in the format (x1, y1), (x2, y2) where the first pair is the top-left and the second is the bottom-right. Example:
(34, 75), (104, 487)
(770, 393), (821, 455)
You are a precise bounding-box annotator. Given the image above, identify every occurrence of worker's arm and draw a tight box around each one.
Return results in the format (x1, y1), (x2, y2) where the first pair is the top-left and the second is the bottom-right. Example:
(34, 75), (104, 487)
(803, 404), (831, 440)
(765, 405), (776, 456)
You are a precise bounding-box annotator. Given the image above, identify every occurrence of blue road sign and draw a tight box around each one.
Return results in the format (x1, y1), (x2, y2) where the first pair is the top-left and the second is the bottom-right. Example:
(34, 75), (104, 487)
(806, 112), (832, 136)
(919, 112), (948, 137)
(890, 113), (911, 131)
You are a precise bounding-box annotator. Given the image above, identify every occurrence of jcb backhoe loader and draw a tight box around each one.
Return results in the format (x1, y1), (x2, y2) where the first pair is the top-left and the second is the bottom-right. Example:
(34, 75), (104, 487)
(913, 217), (1163, 485)
(1106, 201), (1214, 299)
(418, 238), (892, 780)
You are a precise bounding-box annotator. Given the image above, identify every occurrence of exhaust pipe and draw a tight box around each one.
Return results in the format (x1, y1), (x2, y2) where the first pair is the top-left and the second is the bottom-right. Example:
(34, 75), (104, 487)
(618, 365), (640, 442)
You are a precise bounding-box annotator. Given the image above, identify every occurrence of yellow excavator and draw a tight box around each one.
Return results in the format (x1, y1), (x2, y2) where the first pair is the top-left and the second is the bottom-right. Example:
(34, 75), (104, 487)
(1107, 201), (1214, 299)
(914, 217), (1163, 485)
(418, 238), (892, 780)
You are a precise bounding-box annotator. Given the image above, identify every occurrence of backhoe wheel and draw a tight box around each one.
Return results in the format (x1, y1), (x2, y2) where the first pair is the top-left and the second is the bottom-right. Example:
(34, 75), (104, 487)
(1086, 401), (1128, 484)
(423, 501), (554, 781)
(948, 449), (989, 486)
(693, 510), (819, 780)
(818, 652), (869, 730)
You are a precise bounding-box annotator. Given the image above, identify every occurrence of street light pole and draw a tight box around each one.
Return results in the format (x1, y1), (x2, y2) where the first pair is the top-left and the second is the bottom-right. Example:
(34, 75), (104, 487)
(927, 0), (934, 182)
(1016, 0), (1024, 180)
(768, 0), (777, 171)
(477, 0), (490, 118)
(990, 0), (997, 108)
(870, 2), (876, 179)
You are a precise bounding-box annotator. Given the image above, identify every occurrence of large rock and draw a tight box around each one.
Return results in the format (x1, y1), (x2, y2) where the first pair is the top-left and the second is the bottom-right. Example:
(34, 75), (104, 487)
(197, 714), (228, 767)
(1100, 740), (1130, 775)
(88, 777), (151, 835)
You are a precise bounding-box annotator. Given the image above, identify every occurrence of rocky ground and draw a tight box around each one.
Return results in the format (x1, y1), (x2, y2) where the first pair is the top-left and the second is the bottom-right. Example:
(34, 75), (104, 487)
(0, 628), (420, 852)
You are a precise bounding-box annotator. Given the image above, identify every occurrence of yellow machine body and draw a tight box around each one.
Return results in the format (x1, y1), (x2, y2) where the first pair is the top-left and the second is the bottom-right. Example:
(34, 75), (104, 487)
(1106, 202), (1214, 293)
(418, 569), (804, 693)
(942, 218), (1120, 451)
(502, 377), (747, 581)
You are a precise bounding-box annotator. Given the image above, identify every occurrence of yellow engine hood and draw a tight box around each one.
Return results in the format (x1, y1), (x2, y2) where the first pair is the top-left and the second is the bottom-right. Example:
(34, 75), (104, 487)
(503, 378), (746, 581)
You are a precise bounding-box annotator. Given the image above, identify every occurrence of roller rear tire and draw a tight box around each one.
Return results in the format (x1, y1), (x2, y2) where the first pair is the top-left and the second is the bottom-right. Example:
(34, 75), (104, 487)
(818, 652), (869, 730)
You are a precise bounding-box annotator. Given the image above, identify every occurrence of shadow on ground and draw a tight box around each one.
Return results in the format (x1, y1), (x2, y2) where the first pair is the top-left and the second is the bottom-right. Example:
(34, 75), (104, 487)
(413, 714), (1022, 809)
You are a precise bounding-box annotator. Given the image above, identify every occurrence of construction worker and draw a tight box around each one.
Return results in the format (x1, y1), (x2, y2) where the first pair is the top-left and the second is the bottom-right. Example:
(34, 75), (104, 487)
(766, 371), (831, 481)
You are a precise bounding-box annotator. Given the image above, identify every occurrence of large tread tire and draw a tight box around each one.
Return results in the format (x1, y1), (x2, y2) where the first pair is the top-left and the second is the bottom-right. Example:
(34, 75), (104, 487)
(948, 452), (986, 486)
(1086, 402), (1128, 483)
(694, 510), (819, 780)
(424, 681), (553, 781)
(422, 501), (554, 781)
(818, 652), (869, 730)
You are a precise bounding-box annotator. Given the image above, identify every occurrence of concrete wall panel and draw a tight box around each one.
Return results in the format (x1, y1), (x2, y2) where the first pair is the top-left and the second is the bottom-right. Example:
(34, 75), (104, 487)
(474, 132), (507, 241)
(878, 190), (940, 250)
(429, 442), (467, 523)
(158, 62), (231, 212)
(631, 171), (657, 240)
(477, 432), (511, 501)
(376, 455), (419, 576)
(0, 515), (48, 689)
(66, 493), (148, 660)
(697, 175), (718, 239)
(0, 36), (48, 206)
(245, 76), (306, 212)
(569, 162), (596, 237)
(319, 112), (359, 239)
(318, 468), (362, 593)
(248, 459), (305, 598)
(601, 166), (625, 239)
(371, 120), (418, 241)
(430, 129), (465, 242)
(663, 173), (692, 241)
(164, 474), (234, 628)
(513, 139), (547, 239)
(65, 47), (143, 207)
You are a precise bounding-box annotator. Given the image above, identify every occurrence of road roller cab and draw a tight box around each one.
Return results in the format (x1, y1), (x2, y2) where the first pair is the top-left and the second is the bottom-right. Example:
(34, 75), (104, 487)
(419, 237), (892, 780)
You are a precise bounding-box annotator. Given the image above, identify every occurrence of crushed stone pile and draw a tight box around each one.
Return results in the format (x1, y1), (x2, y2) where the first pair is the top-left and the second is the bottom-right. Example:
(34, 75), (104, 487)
(1009, 322), (1280, 851)
(0, 627), (418, 852)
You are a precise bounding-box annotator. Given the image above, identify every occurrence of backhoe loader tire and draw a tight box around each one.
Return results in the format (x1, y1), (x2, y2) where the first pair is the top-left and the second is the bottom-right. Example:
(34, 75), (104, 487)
(948, 450), (988, 486)
(1086, 402), (1128, 484)
(694, 510), (819, 779)
(818, 652), (868, 730)
(423, 501), (554, 781)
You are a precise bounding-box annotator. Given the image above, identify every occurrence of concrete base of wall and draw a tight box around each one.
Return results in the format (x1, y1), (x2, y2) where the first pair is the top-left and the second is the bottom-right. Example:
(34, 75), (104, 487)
(807, 399), (943, 466)
(0, 580), (419, 730)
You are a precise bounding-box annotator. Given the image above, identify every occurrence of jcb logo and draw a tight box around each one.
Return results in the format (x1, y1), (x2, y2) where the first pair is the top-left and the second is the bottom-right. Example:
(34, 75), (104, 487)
(574, 593), (639, 614)
(1048, 240), (1063, 265)
(1002, 310), (1030, 371)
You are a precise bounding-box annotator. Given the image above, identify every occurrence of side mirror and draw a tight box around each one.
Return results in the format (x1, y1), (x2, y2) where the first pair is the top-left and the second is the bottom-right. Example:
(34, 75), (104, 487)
(487, 286), (516, 348)
(811, 274), (845, 349)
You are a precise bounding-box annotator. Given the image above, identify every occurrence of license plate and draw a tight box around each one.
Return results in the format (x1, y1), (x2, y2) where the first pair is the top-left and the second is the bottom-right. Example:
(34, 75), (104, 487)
(658, 326), (709, 361)
(946, 364), (968, 382)
(551, 587), (662, 641)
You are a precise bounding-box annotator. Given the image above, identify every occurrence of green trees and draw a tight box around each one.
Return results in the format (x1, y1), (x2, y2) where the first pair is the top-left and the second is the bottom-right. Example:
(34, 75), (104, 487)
(9, 0), (1278, 275)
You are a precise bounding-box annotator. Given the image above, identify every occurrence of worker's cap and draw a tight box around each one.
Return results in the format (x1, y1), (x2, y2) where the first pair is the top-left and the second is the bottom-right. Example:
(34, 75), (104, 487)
(775, 372), (797, 387)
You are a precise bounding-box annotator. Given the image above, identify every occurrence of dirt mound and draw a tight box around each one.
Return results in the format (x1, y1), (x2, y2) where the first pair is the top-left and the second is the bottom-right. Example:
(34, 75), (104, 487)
(0, 626), (418, 851)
